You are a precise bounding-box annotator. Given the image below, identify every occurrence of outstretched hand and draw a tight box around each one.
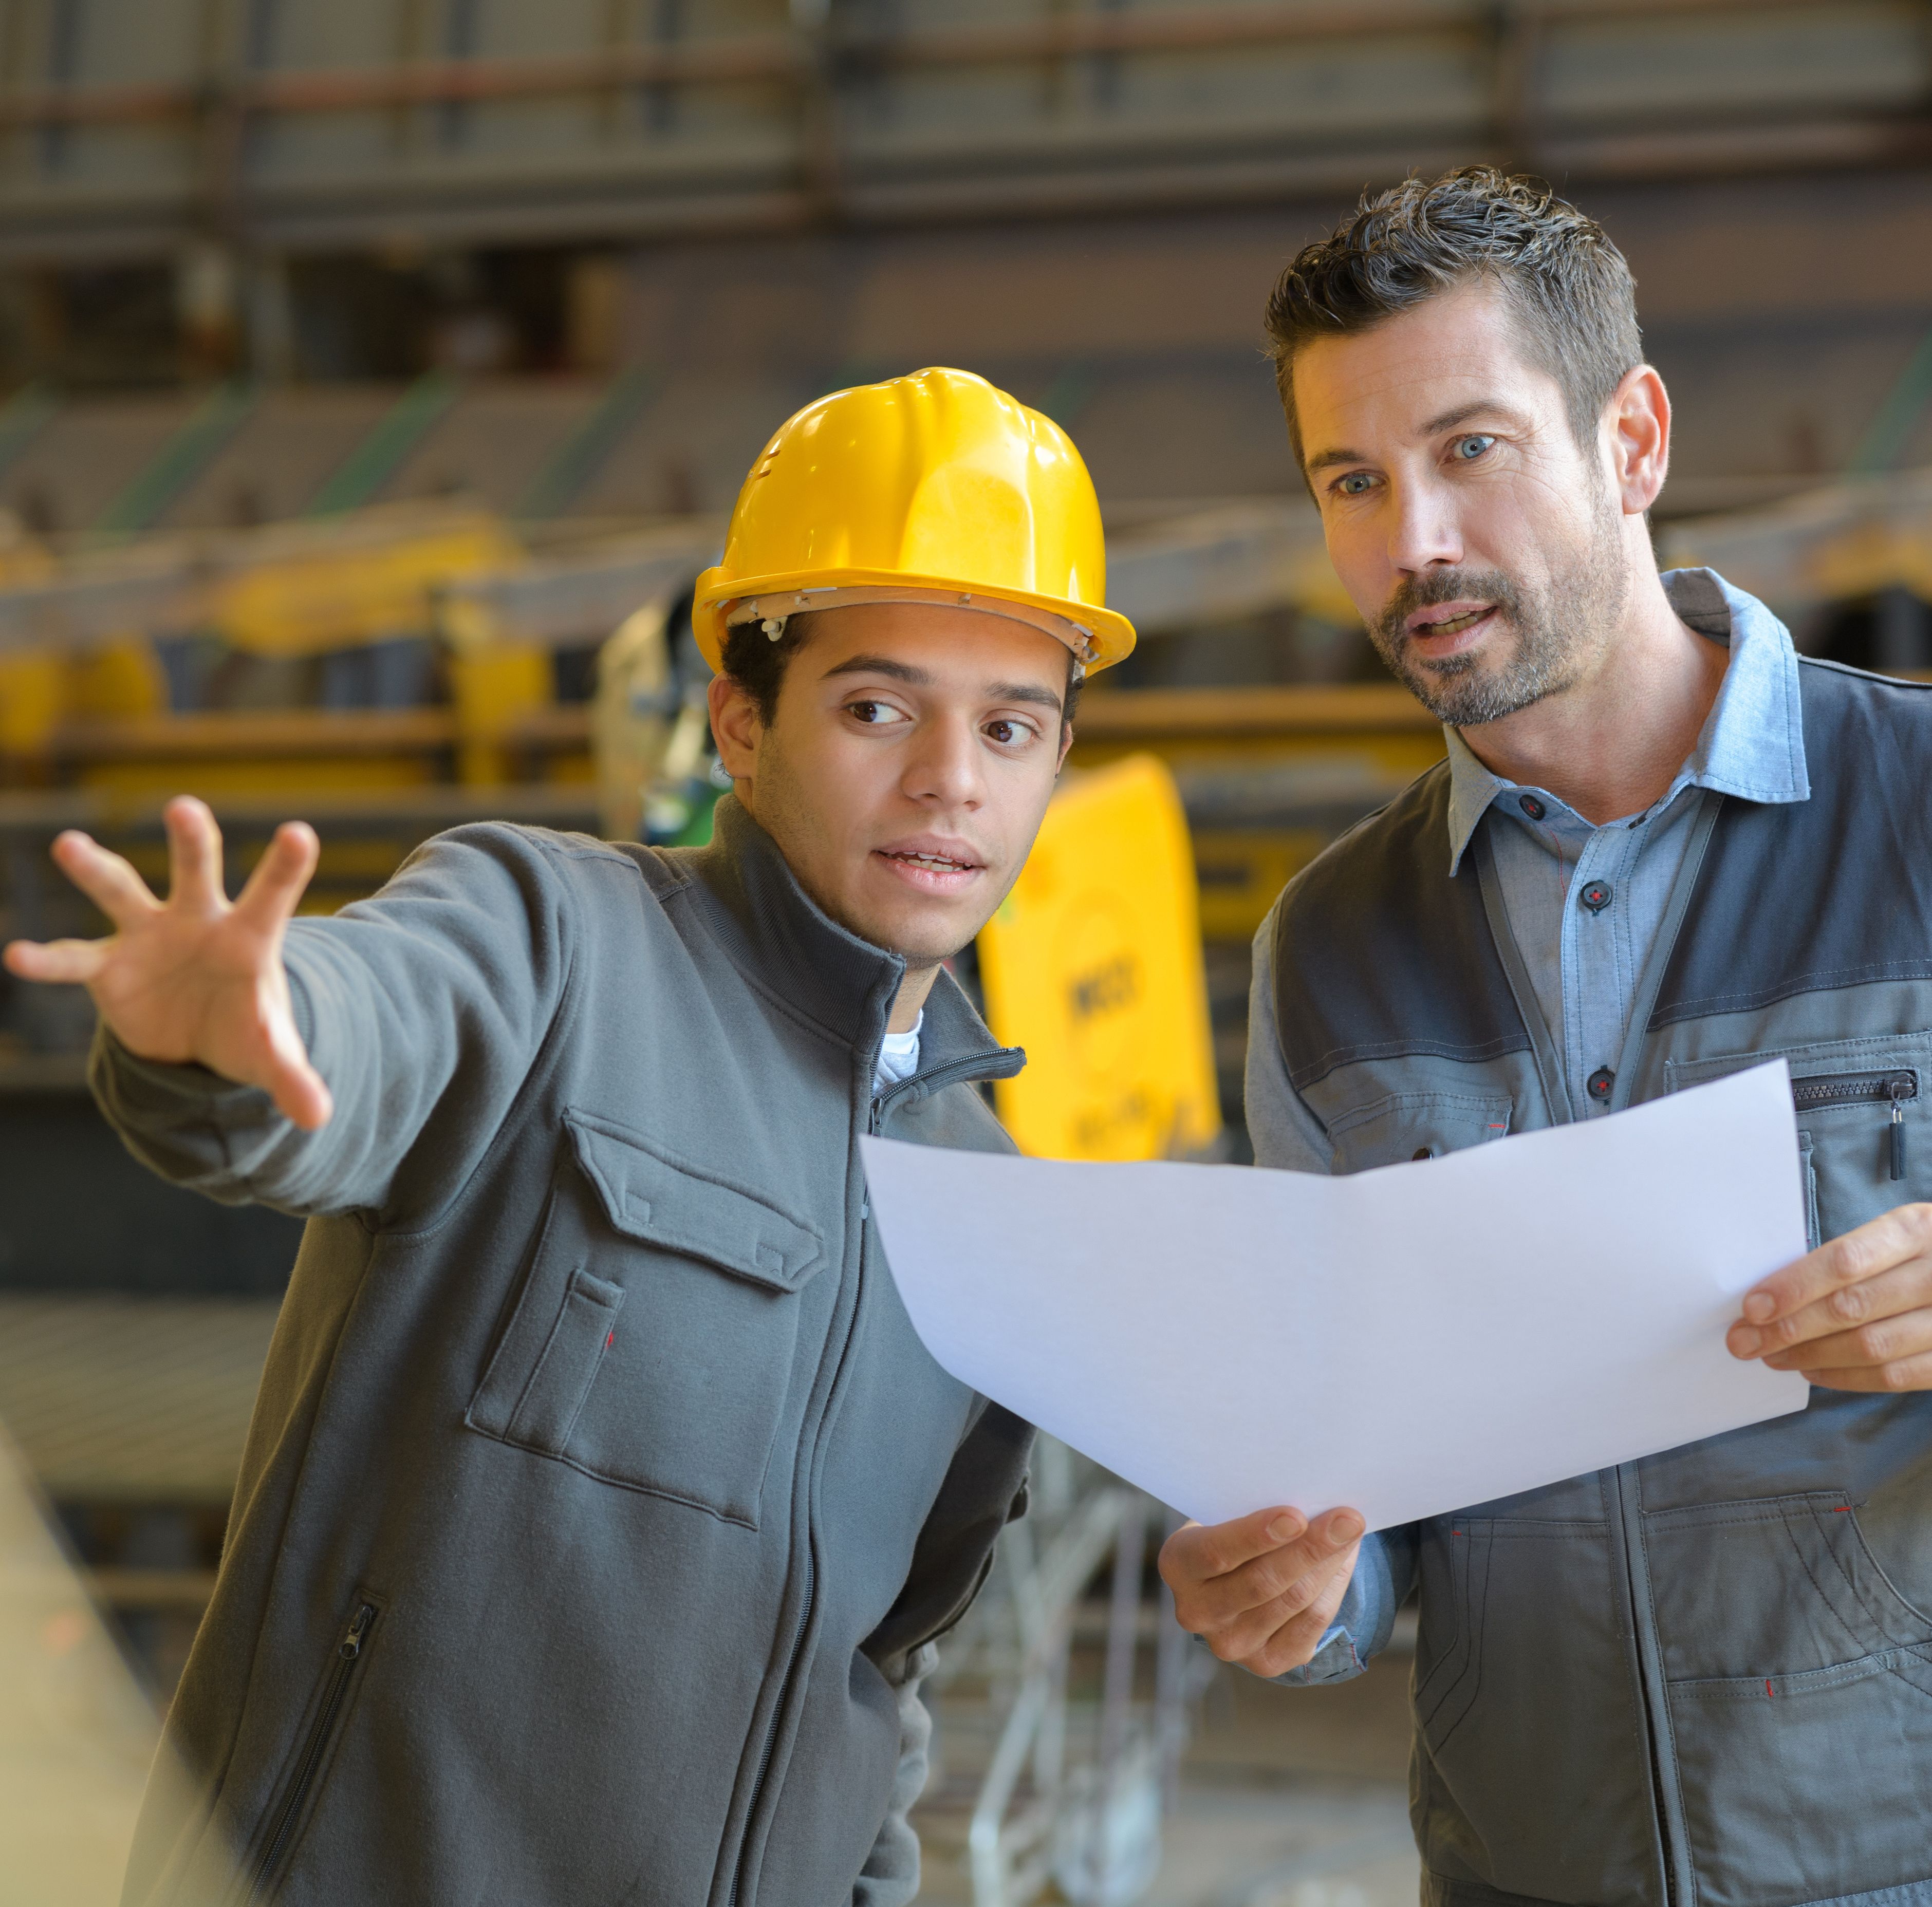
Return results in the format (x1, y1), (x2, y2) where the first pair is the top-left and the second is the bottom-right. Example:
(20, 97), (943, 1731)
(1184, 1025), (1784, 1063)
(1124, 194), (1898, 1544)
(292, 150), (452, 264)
(2, 795), (332, 1129)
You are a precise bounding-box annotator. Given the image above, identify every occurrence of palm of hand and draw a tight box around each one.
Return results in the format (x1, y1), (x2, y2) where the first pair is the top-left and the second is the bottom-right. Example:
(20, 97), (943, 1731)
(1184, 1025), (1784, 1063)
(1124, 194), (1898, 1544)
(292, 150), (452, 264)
(2, 797), (333, 1129)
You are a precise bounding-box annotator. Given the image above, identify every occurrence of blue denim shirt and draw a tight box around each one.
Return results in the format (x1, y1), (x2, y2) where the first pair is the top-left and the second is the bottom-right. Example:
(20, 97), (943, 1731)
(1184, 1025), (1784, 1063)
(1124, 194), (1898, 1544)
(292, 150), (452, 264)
(1246, 569), (1811, 1679)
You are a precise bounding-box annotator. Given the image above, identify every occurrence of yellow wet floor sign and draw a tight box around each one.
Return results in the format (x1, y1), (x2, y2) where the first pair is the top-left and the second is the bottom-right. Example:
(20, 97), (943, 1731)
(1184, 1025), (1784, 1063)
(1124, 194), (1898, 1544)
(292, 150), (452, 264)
(977, 753), (1220, 1161)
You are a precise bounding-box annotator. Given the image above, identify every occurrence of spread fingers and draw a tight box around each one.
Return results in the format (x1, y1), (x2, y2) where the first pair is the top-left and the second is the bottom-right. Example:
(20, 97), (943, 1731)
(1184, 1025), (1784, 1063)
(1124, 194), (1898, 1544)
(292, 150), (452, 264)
(3, 935), (111, 984)
(235, 820), (320, 928)
(162, 797), (229, 913)
(49, 832), (161, 929)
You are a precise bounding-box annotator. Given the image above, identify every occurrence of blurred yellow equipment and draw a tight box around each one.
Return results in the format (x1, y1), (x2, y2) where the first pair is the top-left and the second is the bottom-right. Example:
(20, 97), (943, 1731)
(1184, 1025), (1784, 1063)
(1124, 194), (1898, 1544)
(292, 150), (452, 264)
(977, 753), (1220, 1162)
(691, 366), (1135, 674)
(211, 511), (523, 659)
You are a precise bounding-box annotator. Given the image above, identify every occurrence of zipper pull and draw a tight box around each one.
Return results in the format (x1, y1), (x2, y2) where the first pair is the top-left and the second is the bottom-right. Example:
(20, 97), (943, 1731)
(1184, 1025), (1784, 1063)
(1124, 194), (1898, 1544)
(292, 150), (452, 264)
(339, 1603), (375, 1661)
(1889, 1077), (1909, 1182)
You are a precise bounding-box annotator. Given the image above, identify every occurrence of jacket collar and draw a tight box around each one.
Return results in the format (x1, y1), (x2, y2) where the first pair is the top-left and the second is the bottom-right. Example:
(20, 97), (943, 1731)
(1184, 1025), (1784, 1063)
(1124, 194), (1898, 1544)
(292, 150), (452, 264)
(685, 794), (1018, 1080)
(1442, 567), (1810, 875)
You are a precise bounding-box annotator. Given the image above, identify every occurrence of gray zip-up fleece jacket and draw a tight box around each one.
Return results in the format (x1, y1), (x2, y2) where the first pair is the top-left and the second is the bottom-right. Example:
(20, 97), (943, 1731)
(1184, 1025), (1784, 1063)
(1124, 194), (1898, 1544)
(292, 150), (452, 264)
(1251, 633), (1932, 1907)
(94, 796), (1032, 1907)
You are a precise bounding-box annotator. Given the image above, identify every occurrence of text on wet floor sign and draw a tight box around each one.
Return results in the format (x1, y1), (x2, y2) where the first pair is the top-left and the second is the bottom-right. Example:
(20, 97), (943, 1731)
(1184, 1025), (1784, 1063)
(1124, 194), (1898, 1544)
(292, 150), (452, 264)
(977, 752), (1220, 1162)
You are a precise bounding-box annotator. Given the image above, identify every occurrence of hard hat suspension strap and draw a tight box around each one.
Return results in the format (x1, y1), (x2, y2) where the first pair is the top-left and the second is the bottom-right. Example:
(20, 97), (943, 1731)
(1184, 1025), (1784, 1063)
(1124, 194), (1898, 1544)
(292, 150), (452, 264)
(724, 584), (1096, 666)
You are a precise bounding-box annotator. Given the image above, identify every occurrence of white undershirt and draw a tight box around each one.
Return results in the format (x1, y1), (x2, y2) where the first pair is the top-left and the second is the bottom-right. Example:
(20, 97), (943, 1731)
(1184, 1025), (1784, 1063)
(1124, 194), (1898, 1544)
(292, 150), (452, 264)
(873, 1014), (923, 1096)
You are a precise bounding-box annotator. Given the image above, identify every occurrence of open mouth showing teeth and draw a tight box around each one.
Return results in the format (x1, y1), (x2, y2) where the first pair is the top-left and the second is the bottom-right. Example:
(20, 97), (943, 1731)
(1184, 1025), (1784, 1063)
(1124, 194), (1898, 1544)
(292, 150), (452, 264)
(884, 851), (977, 873)
(1417, 608), (1491, 638)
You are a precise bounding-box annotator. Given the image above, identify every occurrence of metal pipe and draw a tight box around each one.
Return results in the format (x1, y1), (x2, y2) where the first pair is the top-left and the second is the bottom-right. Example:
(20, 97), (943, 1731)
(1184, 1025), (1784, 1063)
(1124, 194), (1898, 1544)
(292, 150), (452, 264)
(846, 0), (1795, 68)
(1089, 1496), (1148, 1904)
(0, 0), (1872, 129)
(0, 37), (798, 130)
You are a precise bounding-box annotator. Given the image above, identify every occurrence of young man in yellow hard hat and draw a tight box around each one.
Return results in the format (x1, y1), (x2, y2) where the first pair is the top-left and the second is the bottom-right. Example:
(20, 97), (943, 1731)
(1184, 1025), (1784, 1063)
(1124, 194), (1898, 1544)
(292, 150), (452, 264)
(4, 367), (1134, 1907)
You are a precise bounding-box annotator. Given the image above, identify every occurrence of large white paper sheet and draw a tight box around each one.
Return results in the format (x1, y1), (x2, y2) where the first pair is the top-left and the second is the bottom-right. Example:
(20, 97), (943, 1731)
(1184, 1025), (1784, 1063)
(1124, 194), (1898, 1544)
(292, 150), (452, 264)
(862, 1061), (1813, 1531)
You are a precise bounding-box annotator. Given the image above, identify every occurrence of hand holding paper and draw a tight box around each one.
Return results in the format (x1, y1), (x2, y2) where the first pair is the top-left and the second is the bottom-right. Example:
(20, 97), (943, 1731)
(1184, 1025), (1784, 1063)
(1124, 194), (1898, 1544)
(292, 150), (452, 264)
(860, 1061), (1812, 1537)
(1157, 1505), (1365, 1678)
(1728, 1199), (1932, 1390)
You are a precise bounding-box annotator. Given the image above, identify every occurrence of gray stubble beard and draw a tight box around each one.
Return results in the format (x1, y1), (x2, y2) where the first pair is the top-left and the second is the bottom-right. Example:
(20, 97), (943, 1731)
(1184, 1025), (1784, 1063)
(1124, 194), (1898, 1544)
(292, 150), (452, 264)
(1369, 503), (1628, 730)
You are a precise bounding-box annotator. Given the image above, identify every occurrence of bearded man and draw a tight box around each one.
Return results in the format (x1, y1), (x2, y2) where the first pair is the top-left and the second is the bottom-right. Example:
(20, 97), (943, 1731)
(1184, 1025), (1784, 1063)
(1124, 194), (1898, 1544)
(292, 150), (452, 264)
(1161, 168), (1932, 1907)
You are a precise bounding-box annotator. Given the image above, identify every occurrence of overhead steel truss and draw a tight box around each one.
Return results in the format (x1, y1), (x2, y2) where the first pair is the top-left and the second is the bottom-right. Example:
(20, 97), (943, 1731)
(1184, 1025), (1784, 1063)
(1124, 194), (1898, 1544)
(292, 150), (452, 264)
(0, 0), (1927, 262)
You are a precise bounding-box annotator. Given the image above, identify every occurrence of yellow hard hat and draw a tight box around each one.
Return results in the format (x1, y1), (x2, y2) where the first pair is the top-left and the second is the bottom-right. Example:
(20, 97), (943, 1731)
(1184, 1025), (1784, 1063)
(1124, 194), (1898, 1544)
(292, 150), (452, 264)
(692, 366), (1135, 675)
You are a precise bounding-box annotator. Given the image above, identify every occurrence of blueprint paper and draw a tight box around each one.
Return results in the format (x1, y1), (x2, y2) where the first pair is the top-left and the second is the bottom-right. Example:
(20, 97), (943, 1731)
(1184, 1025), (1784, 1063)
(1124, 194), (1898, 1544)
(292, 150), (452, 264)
(861, 1061), (1813, 1531)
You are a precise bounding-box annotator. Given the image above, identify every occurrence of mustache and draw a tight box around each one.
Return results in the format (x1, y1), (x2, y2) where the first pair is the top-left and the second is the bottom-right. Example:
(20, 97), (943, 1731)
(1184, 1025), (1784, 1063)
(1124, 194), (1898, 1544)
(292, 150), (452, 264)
(1375, 569), (1523, 645)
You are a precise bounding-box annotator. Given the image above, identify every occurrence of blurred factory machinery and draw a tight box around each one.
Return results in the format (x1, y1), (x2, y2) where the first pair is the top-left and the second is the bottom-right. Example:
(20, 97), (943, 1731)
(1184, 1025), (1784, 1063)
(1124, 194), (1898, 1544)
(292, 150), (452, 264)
(1, 0), (1931, 511)
(8, 3), (1932, 1902)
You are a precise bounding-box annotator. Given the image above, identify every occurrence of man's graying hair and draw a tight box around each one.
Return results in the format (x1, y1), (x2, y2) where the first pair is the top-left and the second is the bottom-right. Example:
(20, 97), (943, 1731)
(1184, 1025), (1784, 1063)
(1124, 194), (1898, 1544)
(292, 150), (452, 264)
(1265, 166), (1644, 468)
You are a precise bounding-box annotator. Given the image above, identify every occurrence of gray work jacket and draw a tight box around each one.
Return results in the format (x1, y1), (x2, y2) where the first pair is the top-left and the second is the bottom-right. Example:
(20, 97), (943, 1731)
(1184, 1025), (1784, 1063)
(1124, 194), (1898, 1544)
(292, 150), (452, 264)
(1252, 654), (1932, 1907)
(95, 796), (1031, 1907)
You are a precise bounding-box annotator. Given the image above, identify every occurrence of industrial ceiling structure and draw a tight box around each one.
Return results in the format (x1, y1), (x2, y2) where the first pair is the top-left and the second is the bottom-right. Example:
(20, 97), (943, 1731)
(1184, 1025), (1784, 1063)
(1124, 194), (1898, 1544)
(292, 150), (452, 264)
(1, 3), (1931, 520)
(0, 0), (1924, 259)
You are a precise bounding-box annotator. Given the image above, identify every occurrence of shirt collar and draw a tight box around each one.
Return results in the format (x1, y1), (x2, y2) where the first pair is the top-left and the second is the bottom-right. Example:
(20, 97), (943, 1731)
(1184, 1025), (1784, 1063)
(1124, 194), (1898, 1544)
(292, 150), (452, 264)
(1442, 567), (1809, 875)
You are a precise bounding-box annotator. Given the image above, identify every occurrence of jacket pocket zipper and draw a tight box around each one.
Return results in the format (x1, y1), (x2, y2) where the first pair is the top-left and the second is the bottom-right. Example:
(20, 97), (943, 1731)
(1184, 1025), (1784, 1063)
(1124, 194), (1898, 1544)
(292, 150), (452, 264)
(1792, 1070), (1918, 1182)
(250, 1600), (376, 1902)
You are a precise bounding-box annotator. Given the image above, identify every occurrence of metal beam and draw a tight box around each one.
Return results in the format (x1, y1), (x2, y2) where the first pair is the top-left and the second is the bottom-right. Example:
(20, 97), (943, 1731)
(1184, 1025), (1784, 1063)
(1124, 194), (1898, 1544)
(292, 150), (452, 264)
(440, 529), (721, 647)
(843, 0), (1794, 68)
(0, 1), (1817, 128)
(305, 372), (461, 517)
(515, 366), (664, 522)
(0, 37), (800, 132)
(91, 382), (259, 537)
(0, 0), (1925, 261)
(0, 385), (62, 489)
(1848, 325), (1932, 476)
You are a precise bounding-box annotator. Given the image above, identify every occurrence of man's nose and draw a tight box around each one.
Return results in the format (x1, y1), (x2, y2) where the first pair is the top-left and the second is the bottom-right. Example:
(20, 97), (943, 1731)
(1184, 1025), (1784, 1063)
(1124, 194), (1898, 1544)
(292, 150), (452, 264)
(903, 715), (983, 808)
(1386, 479), (1464, 574)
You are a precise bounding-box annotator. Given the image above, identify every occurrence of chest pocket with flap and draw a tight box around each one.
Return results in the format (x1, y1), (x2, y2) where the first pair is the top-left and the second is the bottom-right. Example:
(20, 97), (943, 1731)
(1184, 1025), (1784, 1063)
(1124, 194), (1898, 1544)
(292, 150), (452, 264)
(1325, 1090), (1514, 1175)
(465, 1109), (827, 1528)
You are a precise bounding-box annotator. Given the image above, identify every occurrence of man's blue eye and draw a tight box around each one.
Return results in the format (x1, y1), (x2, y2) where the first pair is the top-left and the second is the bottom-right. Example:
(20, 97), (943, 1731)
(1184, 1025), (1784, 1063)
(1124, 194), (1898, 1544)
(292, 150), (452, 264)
(1454, 435), (1495, 461)
(1339, 472), (1375, 495)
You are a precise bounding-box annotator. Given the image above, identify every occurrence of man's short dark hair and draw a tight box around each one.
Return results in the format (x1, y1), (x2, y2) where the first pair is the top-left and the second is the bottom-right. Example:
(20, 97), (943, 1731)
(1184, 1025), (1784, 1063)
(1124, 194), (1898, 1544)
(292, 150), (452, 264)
(1265, 166), (1643, 468)
(720, 609), (1084, 729)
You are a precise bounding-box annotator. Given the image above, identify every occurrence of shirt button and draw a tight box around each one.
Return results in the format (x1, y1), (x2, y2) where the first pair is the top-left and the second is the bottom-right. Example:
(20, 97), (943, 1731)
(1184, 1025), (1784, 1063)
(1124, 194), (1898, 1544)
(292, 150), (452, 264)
(1581, 879), (1613, 913)
(1518, 794), (1546, 820)
(1587, 1067), (1616, 1102)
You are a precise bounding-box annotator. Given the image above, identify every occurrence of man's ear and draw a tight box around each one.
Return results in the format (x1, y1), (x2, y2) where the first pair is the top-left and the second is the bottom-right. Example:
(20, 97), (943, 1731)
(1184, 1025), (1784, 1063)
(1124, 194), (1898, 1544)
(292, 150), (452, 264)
(1606, 363), (1670, 516)
(1056, 720), (1075, 774)
(708, 672), (763, 783)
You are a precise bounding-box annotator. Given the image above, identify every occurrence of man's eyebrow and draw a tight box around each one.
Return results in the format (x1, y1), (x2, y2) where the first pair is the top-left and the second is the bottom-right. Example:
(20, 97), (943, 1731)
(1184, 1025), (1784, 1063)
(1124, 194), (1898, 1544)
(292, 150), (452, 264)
(988, 680), (1065, 713)
(1421, 398), (1530, 436)
(822, 653), (1063, 713)
(820, 653), (935, 685)
(1303, 399), (1532, 475)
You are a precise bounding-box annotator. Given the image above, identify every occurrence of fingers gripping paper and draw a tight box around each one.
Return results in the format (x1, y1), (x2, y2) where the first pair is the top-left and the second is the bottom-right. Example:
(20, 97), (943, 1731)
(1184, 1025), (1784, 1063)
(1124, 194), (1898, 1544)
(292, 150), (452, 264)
(861, 1062), (1813, 1532)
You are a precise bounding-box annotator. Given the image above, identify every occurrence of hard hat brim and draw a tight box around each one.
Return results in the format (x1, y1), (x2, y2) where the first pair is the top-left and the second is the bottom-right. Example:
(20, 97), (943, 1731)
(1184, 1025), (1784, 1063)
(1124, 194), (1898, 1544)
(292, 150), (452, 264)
(691, 566), (1136, 675)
